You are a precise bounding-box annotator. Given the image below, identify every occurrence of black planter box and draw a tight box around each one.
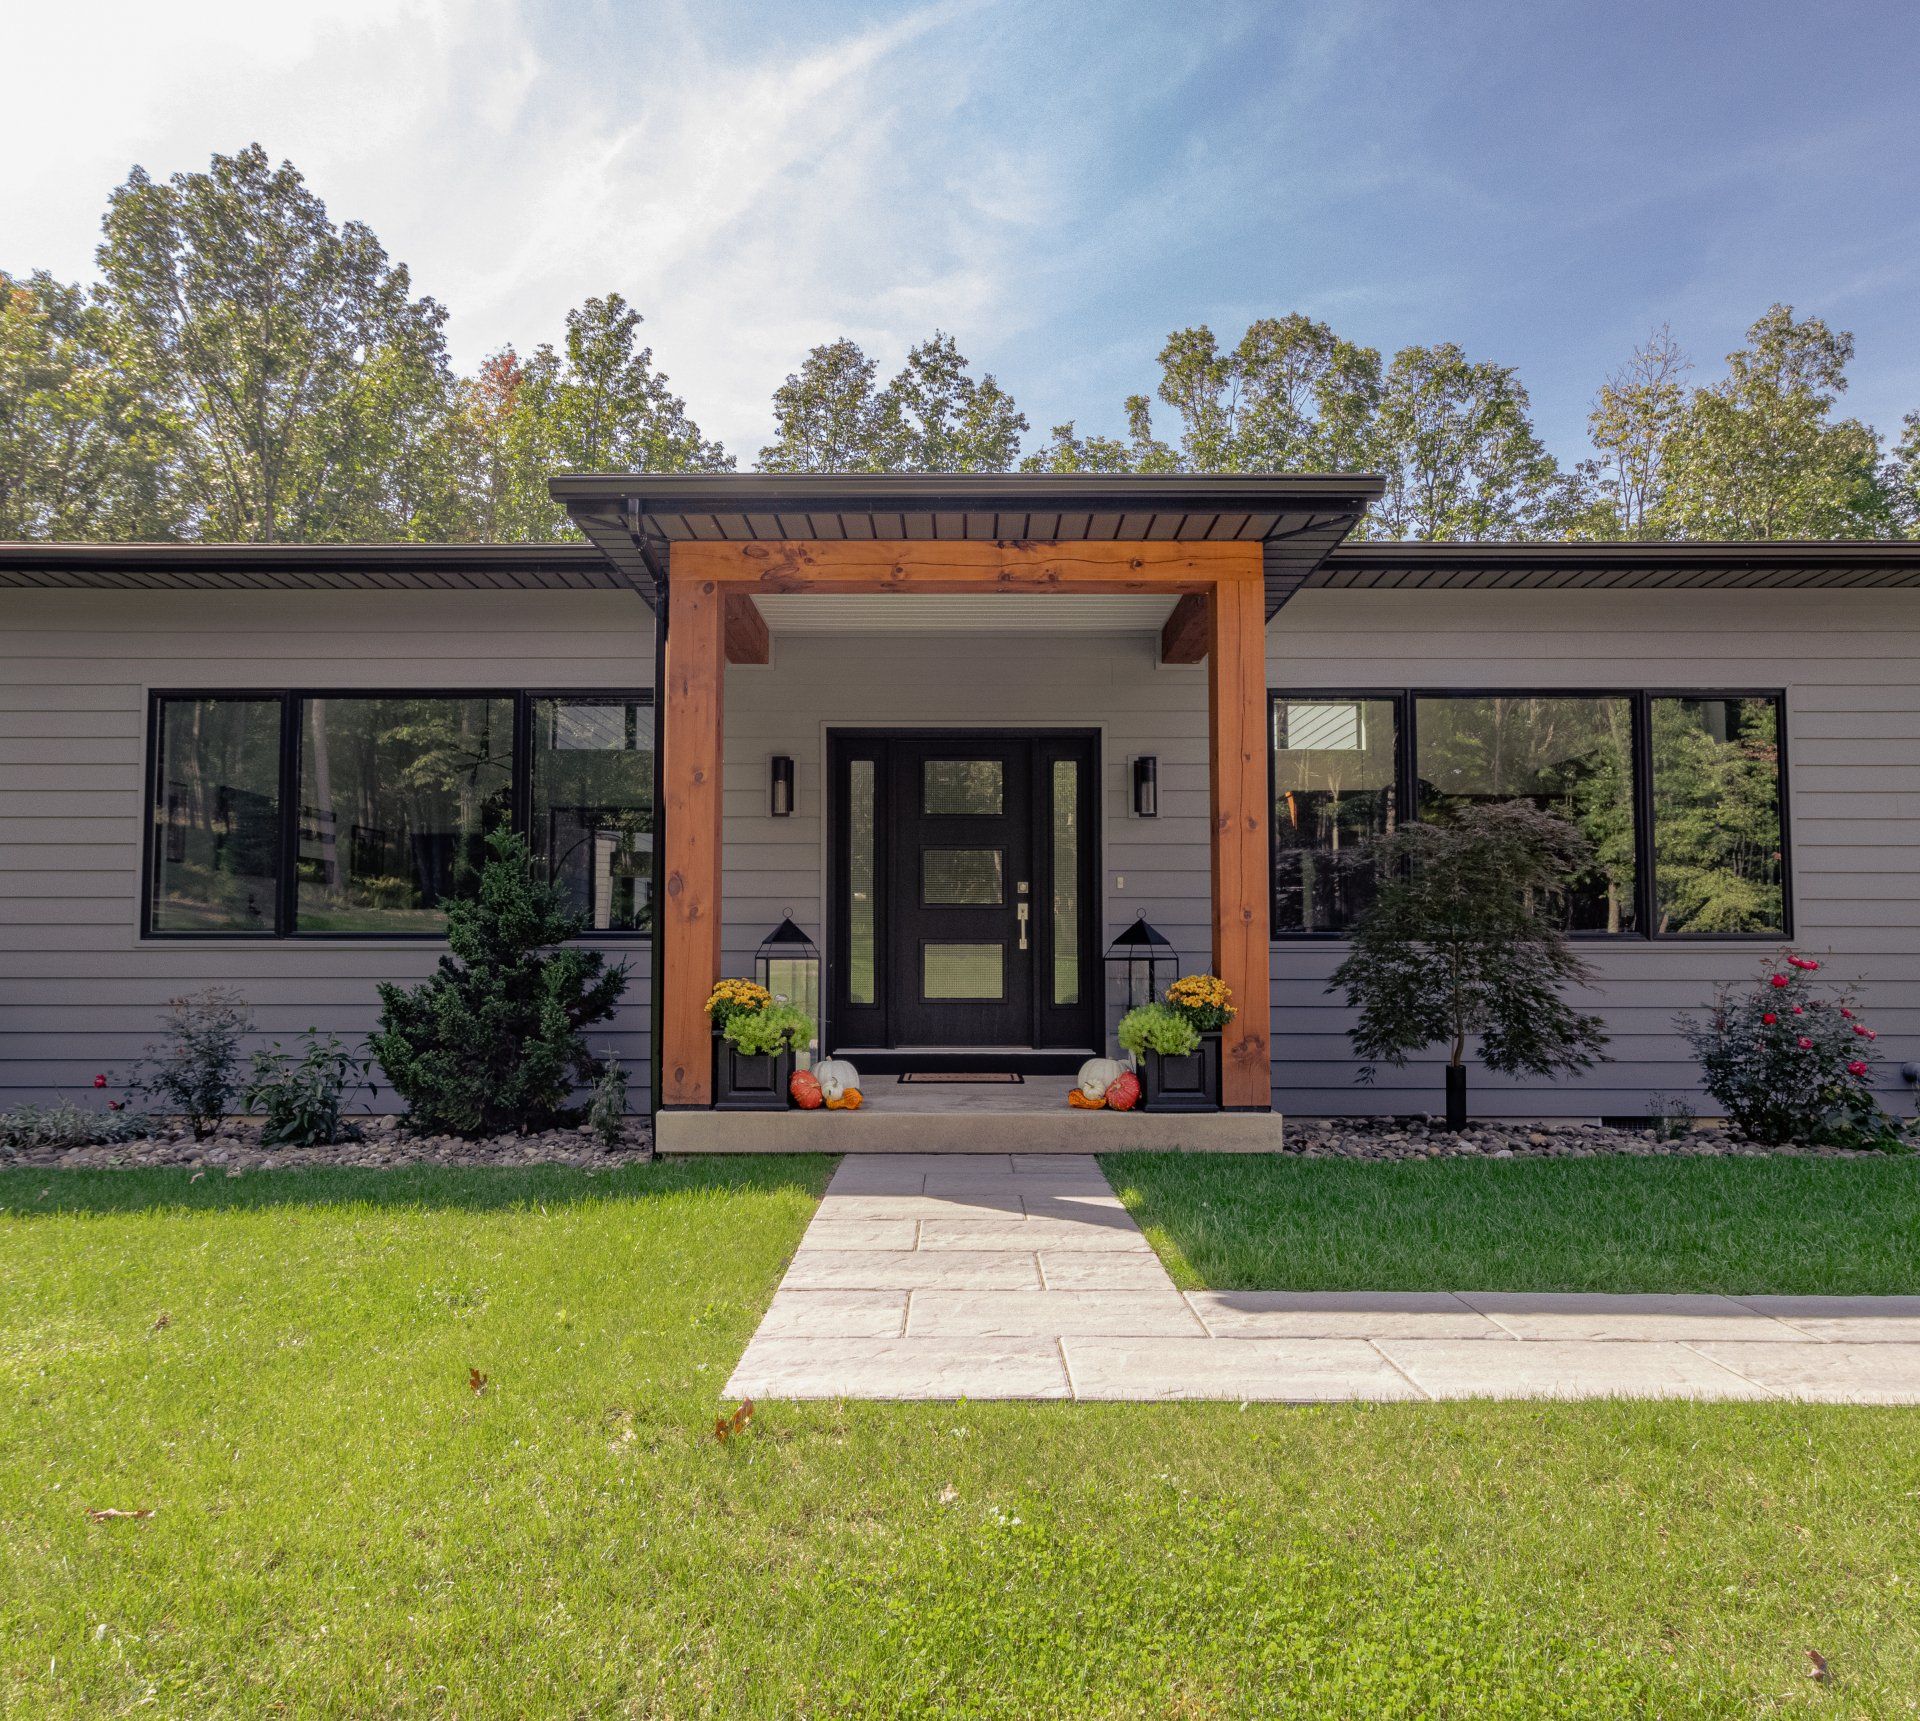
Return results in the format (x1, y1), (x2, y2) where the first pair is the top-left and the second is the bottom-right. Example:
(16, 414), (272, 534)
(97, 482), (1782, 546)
(1138, 1031), (1221, 1112)
(713, 1029), (796, 1111)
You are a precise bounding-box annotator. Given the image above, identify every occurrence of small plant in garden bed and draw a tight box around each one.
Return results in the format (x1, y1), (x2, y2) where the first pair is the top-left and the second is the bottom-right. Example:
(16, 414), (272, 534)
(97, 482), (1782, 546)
(0, 1098), (154, 1154)
(1331, 803), (1609, 1129)
(1680, 953), (1914, 1151)
(245, 1030), (370, 1148)
(586, 1049), (630, 1148)
(132, 986), (255, 1139)
(1117, 1002), (1200, 1059)
(370, 829), (627, 1137)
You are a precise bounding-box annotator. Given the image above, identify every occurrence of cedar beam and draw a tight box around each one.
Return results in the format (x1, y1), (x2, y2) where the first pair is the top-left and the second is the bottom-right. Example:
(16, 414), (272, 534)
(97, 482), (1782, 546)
(1207, 570), (1272, 1108)
(724, 591), (770, 664)
(672, 538), (1245, 594)
(660, 568), (726, 1106)
(1160, 592), (1210, 664)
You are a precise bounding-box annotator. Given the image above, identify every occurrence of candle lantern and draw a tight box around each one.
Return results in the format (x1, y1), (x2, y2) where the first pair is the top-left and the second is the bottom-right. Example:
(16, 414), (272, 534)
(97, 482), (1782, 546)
(754, 915), (821, 1067)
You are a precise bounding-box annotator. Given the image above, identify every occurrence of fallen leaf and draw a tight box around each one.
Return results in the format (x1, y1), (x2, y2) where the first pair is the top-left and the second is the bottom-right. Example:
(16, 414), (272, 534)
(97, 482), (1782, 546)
(189, 1170), (205, 1183)
(938, 1484), (960, 1506)
(468, 1368), (488, 1394)
(714, 1399), (755, 1442)
(37, 1188), (49, 1202)
(152, 1313), (170, 1332)
(1806, 1649), (1829, 1682)
(85, 1508), (152, 1522)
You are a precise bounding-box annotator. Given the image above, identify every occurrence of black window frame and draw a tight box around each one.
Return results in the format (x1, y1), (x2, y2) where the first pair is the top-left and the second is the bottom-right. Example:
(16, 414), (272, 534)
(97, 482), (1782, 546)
(1268, 687), (1792, 944)
(143, 688), (654, 942)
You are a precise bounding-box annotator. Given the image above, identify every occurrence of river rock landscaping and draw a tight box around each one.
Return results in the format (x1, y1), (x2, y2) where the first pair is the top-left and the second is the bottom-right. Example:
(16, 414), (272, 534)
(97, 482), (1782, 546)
(1279, 1115), (1894, 1161)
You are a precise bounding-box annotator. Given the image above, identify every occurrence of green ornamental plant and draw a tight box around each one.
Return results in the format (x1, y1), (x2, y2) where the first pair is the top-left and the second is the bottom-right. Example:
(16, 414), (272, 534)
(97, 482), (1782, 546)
(132, 986), (255, 1139)
(1117, 1002), (1201, 1060)
(1679, 953), (1912, 1151)
(723, 1004), (814, 1058)
(245, 1030), (369, 1148)
(586, 1049), (629, 1149)
(370, 829), (627, 1136)
(1331, 802), (1609, 1128)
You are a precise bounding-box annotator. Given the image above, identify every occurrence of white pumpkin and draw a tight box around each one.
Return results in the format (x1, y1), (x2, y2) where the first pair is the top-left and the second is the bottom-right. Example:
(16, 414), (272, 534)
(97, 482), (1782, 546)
(813, 1058), (860, 1102)
(1077, 1057), (1123, 1101)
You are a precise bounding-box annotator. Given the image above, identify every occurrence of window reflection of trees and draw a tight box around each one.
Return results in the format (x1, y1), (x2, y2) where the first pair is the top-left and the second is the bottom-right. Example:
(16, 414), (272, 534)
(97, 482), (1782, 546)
(1651, 697), (1783, 933)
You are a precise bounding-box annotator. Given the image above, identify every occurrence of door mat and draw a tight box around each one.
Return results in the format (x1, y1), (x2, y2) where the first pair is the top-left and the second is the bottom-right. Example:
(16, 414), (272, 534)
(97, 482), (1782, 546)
(897, 1071), (1025, 1084)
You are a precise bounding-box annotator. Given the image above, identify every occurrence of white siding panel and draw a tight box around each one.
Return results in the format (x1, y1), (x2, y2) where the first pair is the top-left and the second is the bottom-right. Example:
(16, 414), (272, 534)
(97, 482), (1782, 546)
(0, 588), (655, 1106)
(1269, 588), (1920, 1118)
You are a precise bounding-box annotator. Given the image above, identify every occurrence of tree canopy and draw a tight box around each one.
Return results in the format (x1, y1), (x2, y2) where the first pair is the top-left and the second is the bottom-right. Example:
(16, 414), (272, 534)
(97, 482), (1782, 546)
(4, 143), (1917, 544)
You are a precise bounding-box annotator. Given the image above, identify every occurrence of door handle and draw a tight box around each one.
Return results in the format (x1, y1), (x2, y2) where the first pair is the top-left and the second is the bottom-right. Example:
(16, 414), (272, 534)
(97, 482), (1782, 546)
(1016, 901), (1029, 951)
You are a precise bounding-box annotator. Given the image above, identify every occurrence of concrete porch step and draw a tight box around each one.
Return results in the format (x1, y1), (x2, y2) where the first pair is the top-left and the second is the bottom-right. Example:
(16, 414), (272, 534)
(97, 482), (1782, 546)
(655, 1107), (1285, 1153)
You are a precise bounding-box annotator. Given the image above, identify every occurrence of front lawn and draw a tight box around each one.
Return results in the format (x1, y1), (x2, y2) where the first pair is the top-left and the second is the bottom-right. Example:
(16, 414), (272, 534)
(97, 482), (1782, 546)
(1105, 1152), (1920, 1294)
(5, 1159), (1920, 1716)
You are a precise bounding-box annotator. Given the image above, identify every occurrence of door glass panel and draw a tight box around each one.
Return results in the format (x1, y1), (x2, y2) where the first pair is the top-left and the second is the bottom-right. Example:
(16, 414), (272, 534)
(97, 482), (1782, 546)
(1051, 759), (1079, 1004)
(848, 758), (876, 1005)
(923, 759), (1003, 815)
(923, 942), (1004, 1000)
(923, 847), (1003, 904)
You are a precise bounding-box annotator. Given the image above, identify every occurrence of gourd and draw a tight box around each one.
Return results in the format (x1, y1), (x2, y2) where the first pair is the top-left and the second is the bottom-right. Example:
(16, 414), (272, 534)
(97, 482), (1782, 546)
(1067, 1086), (1106, 1109)
(1077, 1056), (1123, 1101)
(825, 1086), (864, 1111)
(789, 1069), (824, 1110)
(1105, 1069), (1141, 1112)
(813, 1058), (860, 1102)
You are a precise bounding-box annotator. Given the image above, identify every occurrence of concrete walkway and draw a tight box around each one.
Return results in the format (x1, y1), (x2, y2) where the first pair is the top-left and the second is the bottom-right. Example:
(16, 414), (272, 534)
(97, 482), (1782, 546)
(724, 1154), (1920, 1404)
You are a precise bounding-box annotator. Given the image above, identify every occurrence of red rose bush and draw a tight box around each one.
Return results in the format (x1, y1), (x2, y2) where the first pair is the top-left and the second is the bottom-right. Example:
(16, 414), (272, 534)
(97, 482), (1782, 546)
(1679, 953), (1911, 1150)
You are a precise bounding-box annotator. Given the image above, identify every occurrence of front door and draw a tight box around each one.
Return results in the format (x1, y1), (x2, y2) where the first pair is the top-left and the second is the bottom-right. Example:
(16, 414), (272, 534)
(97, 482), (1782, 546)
(828, 730), (1099, 1066)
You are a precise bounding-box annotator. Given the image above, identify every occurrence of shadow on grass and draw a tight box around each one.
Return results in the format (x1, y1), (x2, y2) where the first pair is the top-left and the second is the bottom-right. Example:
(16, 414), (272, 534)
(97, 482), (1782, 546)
(0, 1154), (836, 1220)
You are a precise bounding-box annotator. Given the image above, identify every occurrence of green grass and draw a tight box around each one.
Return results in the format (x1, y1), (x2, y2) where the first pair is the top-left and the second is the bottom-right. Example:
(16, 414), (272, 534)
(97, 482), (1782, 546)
(5, 1160), (1920, 1716)
(1105, 1152), (1920, 1295)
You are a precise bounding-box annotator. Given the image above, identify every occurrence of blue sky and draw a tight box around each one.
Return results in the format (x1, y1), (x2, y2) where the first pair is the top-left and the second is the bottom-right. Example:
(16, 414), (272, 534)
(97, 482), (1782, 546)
(7, 0), (1918, 466)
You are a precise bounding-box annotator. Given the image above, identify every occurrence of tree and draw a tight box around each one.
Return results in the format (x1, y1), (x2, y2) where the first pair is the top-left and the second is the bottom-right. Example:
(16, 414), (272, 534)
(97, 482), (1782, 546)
(1583, 325), (1691, 535)
(0, 269), (165, 538)
(1329, 802), (1609, 1126)
(1890, 410), (1920, 538)
(95, 144), (460, 541)
(1657, 305), (1894, 539)
(1145, 315), (1380, 472)
(1018, 395), (1176, 474)
(758, 332), (1025, 472)
(1367, 343), (1582, 540)
(369, 829), (626, 1135)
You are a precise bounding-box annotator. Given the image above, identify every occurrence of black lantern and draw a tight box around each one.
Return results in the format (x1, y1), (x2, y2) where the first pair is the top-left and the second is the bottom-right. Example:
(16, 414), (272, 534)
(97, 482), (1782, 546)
(1132, 755), (1158, 818)
(754, 915), (820, 1065)
(770, 755), (796, 817)
(1105, 915), (1177, 1013)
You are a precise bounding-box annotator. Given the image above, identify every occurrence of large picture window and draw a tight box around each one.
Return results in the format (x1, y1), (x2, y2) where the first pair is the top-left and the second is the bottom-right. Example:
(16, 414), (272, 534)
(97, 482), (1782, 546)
(1270, 689), (1789, 941)
(146, 690), (652, 938)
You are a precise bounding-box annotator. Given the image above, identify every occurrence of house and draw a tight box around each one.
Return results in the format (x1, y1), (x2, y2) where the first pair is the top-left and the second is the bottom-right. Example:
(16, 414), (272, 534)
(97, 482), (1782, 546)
(4, 473), (1917, 1147)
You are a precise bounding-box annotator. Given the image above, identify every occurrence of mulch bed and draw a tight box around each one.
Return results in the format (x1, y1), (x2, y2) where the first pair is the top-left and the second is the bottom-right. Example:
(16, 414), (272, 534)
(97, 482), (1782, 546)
(1281, 1116), (1894, 1161)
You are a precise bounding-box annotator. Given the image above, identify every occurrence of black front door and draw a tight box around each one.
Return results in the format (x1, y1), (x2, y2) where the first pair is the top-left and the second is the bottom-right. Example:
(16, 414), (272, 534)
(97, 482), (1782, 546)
(829, 730), (1099, 1065)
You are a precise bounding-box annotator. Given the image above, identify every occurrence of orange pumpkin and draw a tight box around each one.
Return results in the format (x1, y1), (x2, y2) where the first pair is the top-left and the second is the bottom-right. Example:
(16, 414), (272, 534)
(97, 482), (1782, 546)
(1067, 1087), (1106, 1109)
(825, 1086), (864, 1111)
(1105, 1070), (1141, 1112)
(789, 1069), (824, 1109)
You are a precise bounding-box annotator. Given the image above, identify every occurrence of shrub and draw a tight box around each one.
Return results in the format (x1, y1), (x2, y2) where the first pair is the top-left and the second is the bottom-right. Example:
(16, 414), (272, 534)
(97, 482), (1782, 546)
(1166, 974), (1236, 1035)
(1330, 803), (1609, 1126)
(369, 829), (627, 1136)
(1117, 1002), (1201, 1060)
(586, 1050), (629, 1148)
(132, 987), (254, 1139)
(245, 1030), (368, 1148)
(0, 1101), (152, 1154)
(723, 1004), (814, 1058)
(1679, 953), (1912, 1150)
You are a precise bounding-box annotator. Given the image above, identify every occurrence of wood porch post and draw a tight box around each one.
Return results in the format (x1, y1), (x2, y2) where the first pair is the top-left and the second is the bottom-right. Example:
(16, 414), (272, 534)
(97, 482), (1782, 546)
(660, 564), (725, 1105)
(1208, 563), (1272, 1108)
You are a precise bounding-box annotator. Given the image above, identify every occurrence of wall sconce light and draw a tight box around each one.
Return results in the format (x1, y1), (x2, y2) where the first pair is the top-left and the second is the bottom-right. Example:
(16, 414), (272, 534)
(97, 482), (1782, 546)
(1132, 755), (1158, 818)
(770, 755), (795, 817)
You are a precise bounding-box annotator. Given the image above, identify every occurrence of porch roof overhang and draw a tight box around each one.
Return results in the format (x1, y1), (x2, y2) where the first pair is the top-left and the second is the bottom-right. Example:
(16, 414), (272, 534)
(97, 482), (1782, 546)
(0, 540), (631, 593)
(548, 472), (1387, 616)
(1314, 539), (1920, 592)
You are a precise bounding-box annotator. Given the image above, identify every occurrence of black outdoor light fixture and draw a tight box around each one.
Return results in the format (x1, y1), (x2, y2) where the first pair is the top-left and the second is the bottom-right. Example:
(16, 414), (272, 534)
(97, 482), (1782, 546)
(770, 754), (795, 817)
(1132, 755), (1158, 818)
(1106, 915), (1178, 1013)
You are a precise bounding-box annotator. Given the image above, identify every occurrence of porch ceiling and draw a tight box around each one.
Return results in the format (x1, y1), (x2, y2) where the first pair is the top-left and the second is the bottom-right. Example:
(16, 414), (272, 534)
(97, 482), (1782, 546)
(547, 472), (1386, 616)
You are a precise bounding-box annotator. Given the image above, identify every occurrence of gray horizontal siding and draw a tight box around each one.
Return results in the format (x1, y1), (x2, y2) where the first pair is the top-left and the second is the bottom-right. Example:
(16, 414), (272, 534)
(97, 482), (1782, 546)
(1269, 587), (1920, 1119)
(0, 588), (655, 1108)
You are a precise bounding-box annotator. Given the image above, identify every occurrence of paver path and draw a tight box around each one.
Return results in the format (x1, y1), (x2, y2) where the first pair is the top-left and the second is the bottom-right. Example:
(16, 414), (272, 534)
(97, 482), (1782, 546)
(725, 1154), (1920, 1403)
